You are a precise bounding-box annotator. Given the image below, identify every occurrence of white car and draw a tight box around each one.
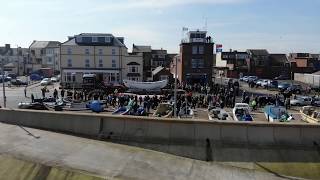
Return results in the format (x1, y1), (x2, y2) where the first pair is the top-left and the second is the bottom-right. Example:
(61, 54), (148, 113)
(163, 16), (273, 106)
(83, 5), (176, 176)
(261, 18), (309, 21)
(40, 78), (52, 86)
(256, 79), (268, 87)
(51, 77), (58, 82)
(290, 96), (312, 106)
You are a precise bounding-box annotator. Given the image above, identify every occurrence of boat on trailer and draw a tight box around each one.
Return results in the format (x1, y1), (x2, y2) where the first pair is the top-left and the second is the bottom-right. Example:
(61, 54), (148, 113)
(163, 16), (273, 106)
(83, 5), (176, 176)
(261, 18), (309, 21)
(300, 106), (320, 124)
(123, 79), (168, 90)
(232, 103), (253, 121)
(264, 105), (292, 122)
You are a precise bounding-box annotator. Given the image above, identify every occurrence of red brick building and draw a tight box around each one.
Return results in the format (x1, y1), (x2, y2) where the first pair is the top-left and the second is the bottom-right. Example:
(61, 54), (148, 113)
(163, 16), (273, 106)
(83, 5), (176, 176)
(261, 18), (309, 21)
(171, 30), (214, 85)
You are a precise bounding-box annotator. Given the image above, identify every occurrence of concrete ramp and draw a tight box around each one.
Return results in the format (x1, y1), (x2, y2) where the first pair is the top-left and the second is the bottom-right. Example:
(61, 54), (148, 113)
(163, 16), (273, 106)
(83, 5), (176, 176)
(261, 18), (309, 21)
(0, 122), (286, 180)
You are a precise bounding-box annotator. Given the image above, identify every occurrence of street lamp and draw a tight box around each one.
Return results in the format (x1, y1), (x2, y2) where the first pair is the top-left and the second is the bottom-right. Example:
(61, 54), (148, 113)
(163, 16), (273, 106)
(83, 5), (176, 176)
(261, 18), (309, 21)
(1, 57), (7, 108)
(72, 72), (76, 101)
(174, 57), (178, 118)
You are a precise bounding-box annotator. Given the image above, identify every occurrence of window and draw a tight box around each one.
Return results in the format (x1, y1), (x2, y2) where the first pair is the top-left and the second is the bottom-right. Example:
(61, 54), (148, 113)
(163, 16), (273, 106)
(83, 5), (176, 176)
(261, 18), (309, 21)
(47, 57), (52, 63)
(82, 37), (92, 43)
(198, 46), (204, 54)
(112, 59), (116, 68)
(92, 37), (98, 42)
(160, 75), (168, 80)
(99, 59), (103, 67)
(98, 49), (103, 55)
(129, 66), (138, 73)
(112, 49), (116, 55)
(67, 59), (72, 67)
(85, 59), (90, 68)
(192, 46), (198, 54)
(191, 59), (204, 68)
(98, 37), (105, 43)
(65, 73), (76, 82)
(67, 48), (72, 54)
(85, 49), (90, 55)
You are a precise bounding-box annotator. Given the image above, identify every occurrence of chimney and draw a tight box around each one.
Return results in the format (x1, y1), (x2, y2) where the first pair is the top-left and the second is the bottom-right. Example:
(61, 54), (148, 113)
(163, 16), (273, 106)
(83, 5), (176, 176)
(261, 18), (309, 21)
(5, 44), (10, 50)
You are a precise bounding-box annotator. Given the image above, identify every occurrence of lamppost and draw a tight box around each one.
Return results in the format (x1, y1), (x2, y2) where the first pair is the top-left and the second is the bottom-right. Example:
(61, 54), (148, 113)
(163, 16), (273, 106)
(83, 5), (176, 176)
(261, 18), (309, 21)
(174, 57), (178, 118)
(1, 57), (7, 108)
(72, 72), (76, 101)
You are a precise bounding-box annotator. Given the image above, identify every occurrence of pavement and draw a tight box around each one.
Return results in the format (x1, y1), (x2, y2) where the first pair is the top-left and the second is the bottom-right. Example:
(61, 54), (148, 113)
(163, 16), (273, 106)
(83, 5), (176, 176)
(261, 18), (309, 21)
(0, 122), (288, 180)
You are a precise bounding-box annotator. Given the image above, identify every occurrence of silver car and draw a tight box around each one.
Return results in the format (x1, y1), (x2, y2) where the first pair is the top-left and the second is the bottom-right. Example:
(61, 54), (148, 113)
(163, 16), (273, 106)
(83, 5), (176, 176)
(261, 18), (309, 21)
(290, 96), (312, 106)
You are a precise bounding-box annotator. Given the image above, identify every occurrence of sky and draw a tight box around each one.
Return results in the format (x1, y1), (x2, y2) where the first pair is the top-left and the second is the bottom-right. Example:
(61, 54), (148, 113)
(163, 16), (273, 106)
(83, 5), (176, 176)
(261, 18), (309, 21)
(0, 0), (319, 54)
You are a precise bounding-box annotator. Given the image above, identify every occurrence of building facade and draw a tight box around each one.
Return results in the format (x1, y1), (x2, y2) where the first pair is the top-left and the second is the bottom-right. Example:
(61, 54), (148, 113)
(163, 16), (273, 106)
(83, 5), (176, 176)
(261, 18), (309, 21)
(60, 33), (143, 88)
(29, 41), (60, 74)
(172, 30), (214, 85)
(289, 53), (319, 74)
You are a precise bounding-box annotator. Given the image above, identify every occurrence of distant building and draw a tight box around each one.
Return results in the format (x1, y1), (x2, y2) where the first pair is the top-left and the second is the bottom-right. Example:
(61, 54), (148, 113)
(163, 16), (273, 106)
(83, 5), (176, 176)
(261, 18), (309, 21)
(214, 50), (250, 78)
(60, 33), (143, 88)
(152, 66), (173, 83)
(132, 45), (152, 81)
(289, 53), (319, 74)
(172, 30), (214, 84)
(29, 41), (61, 74)
(132, 45), (176, 81)
(0, 44), (29, 76)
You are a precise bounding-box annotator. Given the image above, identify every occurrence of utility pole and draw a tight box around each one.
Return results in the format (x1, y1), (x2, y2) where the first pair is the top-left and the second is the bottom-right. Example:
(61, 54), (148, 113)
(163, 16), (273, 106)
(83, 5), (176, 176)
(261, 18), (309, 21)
(174, 57), (178, 118)
(2, 57), (6, 108)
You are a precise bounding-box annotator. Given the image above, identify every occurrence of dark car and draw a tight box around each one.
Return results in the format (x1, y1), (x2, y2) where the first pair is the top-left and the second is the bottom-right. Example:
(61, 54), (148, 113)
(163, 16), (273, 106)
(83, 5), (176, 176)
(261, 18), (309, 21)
(7, 73), (17, 79)
(287, 84), (303, 94)
(274, 74), (290, 80)
(11, 79), (28, 86)
(278, 83), (291, 92)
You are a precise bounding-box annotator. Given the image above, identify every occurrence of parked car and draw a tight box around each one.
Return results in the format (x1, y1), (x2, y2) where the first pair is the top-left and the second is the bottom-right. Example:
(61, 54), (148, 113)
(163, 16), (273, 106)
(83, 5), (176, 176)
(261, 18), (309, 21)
(274, 74), (290, 80)
(286, 84), (303, 94)
(51, 77), (59, 82)
(256, 79), (268, 87)
(247, 76), (258, 82)
(290, 96), (312, 106)
(0, 75), (12, 83)
(278, 82), (291, 92)
(11, 79), (28, 86)
(40, 78), (52, 86)
(311, 97), (320, 107)
(7, 73), (17, 79)
(262, 80), (278, 89)
(239, 76), (248, 81)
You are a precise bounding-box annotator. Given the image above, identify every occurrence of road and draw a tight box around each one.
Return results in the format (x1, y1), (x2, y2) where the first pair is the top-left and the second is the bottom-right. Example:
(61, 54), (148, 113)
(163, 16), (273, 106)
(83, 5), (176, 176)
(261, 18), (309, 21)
(0, 81), (59, 108)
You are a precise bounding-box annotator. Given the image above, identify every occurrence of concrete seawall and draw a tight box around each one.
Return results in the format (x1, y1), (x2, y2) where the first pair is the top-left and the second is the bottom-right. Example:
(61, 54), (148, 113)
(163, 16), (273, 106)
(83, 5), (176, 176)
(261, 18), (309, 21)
(0, 109), (319, 161)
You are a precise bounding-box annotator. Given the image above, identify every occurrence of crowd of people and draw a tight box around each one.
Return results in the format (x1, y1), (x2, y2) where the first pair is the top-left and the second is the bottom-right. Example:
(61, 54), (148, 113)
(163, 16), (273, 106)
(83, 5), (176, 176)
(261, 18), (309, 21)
(30, 79), (304, 114)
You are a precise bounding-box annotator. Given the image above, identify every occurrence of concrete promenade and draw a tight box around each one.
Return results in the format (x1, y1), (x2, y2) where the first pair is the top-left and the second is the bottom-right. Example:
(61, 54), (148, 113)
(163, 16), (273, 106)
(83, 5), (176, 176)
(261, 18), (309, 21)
(0, 122), (286, 180)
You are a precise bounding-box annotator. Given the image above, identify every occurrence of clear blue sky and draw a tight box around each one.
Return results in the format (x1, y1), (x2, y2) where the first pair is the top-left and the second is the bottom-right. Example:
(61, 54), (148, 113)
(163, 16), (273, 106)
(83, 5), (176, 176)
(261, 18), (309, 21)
(1, 0), (319, 54)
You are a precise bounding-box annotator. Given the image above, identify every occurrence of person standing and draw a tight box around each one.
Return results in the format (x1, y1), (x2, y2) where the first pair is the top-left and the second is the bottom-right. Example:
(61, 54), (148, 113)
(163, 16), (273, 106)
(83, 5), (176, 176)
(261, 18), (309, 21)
(61, 88), (65, 99)
(31, 93), (34, 103)
(24, 86), (27, 97)
(53, 89), (58, 99)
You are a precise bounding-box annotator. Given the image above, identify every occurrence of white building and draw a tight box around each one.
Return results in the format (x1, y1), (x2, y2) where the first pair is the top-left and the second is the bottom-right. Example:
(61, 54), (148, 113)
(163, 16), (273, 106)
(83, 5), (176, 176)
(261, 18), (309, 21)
(60, 33), (143, 88)
(29, 41), (60, 73)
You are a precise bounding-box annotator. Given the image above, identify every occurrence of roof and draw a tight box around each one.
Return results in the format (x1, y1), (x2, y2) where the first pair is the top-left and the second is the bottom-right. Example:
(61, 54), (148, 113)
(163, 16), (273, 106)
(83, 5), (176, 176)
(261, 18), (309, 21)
(269, 54), (288, 64)
(152, 66), (164, 75)
(132, 44), (151, 53)
(4, 62), (15, 67)
(62, 33), (126, 47)
(30, 41), (60, 49)
(127, 62), (140, 66)
(247, 49), (269, 56)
